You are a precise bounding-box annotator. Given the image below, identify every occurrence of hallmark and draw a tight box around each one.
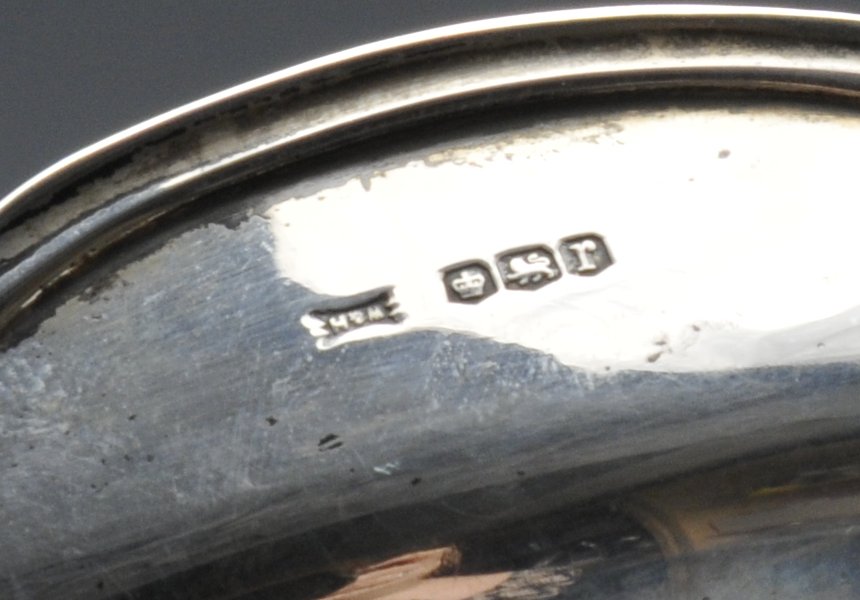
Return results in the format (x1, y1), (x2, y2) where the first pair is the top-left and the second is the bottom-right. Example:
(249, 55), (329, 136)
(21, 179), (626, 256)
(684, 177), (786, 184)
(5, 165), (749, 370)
(496, 246), (561, 291)
(442, 261), (498, 304)
(440, 233), (613, 303)
(302, 288), (403, 343)
(558, 234), (613, 276)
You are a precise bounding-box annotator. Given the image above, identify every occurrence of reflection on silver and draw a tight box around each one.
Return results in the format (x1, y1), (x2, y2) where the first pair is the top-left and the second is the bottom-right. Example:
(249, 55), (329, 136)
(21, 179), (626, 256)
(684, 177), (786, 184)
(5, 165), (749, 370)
(4, 5), (860, 600)
(266, 106), (860, 371)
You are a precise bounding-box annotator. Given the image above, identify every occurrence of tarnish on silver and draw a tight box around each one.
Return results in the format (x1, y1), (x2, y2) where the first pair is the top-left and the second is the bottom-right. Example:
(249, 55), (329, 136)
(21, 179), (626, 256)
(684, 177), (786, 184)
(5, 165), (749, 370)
(6, 6), (860, 600)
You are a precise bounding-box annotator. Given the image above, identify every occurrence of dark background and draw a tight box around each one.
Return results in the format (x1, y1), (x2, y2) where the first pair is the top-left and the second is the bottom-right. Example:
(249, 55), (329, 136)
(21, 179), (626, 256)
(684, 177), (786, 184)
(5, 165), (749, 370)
(3, 0), (860, 199)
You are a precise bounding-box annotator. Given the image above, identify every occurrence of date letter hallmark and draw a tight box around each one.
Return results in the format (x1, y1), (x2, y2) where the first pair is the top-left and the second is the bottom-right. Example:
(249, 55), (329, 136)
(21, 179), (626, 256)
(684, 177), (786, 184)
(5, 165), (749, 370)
(558, 234), (613, 276)
(302, 288), (403, 349)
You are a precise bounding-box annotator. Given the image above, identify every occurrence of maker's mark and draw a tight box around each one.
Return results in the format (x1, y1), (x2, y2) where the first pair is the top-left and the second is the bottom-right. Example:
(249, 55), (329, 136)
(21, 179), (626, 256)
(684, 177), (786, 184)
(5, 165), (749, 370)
(302, 288), (403, 348)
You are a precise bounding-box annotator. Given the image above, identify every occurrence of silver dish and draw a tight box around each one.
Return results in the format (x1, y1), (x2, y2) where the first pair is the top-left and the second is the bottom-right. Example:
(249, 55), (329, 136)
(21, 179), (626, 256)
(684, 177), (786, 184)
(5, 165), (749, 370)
(4, 5), (860, 599)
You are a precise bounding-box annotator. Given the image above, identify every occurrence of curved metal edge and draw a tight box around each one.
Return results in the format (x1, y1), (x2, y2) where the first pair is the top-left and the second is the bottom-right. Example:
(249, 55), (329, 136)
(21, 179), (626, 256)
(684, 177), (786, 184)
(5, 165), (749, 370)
(3, 5), (860, 346)
(2, 4), (860, 226)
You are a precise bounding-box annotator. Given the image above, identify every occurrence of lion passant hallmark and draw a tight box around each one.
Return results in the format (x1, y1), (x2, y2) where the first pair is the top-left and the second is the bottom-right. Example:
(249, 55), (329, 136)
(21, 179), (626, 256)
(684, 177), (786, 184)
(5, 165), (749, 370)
(442, 233), (613, 304)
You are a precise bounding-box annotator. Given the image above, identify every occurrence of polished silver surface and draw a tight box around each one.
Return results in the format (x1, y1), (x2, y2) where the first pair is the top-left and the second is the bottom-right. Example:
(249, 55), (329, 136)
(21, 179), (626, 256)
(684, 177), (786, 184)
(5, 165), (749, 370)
(3, 5), (860, 600)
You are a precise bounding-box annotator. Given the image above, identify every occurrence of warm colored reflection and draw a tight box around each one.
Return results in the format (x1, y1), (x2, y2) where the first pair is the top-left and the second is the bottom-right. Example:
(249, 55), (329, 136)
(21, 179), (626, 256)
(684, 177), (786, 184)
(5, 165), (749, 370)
(320, 547), (510, 600)
(631, 440), (860, 555)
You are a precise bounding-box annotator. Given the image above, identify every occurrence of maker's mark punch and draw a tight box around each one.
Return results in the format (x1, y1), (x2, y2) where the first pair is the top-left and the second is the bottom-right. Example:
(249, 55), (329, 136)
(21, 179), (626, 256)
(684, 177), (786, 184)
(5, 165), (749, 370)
(302, 288), (403, 347)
